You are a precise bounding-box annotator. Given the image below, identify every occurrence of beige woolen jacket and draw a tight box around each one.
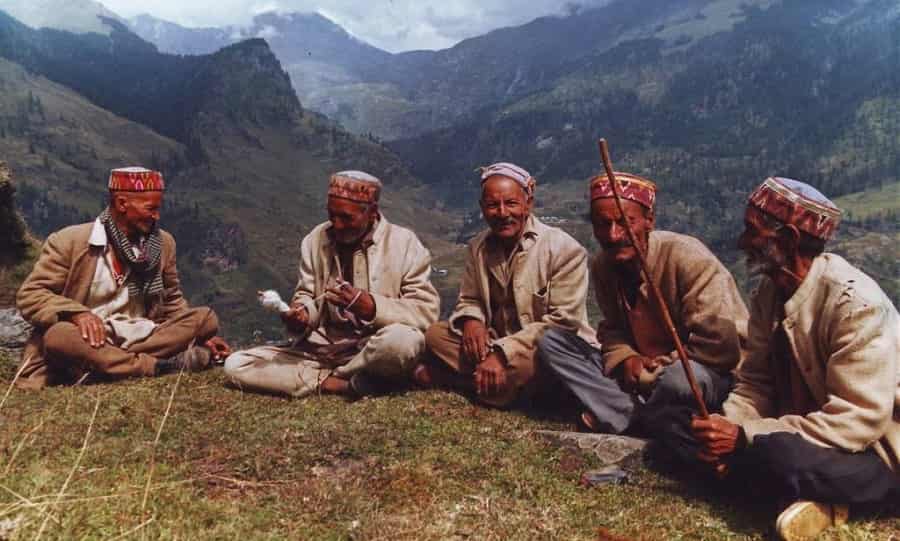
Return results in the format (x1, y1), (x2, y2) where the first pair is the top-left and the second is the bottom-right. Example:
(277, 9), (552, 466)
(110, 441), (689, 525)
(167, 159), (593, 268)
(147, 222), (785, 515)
(448, 215), (597, 372)
(593, 230), (749, 375)
(15, 222), (190, 387)
(723, 253), (900, 471)
(290, 214), (439, 337)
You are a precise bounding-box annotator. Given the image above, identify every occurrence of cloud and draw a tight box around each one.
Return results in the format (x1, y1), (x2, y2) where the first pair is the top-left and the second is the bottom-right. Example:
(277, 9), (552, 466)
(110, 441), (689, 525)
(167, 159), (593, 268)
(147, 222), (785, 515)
(99, 0), (611, 52)
(255, 24), (280, 39)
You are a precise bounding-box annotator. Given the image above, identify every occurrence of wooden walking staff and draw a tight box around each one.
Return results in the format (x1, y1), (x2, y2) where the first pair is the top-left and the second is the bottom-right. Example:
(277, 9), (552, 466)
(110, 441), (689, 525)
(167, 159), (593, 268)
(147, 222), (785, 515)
(596, 138), (727, 476)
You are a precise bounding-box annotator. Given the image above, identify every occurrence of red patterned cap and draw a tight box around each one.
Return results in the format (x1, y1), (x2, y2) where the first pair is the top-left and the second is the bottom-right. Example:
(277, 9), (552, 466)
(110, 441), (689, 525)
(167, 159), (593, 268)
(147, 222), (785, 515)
(589, 172), (656, 209)
(328, 170), (382, 203)
(748, 177), (842, 240)
(108, 167), (165, 191)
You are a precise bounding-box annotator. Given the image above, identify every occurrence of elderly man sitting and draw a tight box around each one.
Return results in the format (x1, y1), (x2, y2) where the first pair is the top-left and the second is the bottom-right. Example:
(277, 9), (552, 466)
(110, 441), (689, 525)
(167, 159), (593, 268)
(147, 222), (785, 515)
(16, 167), (229, 388)
(667, 177), (899, 540)
(414, 162), (596, 407)
(537, 172), (747, 433)
(224, 170), (440, 399)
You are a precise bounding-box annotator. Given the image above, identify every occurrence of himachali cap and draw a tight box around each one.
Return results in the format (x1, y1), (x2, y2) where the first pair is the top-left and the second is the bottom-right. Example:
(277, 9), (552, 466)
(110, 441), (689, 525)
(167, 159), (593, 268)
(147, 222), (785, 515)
(108, 167), (165, 191)
(748, 177), (842, 241)
(479, 162), (536, 196)
(328, 170), (382, 203)
(589, 172), (657, 209)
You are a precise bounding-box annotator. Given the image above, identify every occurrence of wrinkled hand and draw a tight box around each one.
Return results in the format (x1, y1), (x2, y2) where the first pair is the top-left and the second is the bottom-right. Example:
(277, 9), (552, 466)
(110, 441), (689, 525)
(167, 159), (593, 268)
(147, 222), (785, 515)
(475, 352), (507, 397)
(461, 318), (491, 363)
(280, 306), (309, 334)
(691, 414), (743, 463)
(325, 281), (375, 320)
(204, 336), (232, 361)
(70, 312), (106, 348)
(621, 355), (658, 392)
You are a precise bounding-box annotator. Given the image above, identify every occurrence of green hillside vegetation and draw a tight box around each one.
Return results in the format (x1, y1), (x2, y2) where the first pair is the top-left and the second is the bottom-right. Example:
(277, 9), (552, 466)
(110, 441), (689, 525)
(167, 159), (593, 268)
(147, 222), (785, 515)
(389, 0), (900, 307)
(0, 160), (27, 262)
(0, 58), (184, 230)
(835, 180), (900, 220)
(832, 182), (900, 303)
(0, 160), (37, 306)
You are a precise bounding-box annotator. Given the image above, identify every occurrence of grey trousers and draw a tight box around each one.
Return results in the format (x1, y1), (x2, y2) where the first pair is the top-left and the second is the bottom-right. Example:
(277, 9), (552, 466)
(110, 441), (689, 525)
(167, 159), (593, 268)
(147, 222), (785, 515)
(537, 327), (732, 434)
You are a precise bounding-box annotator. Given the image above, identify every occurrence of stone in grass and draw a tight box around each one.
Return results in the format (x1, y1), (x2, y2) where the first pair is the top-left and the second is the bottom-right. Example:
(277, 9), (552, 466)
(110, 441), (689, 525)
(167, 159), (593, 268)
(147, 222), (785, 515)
(0, 516), (21, 539)
(534, 430), (649, 466)
(0, 308), (30, 355)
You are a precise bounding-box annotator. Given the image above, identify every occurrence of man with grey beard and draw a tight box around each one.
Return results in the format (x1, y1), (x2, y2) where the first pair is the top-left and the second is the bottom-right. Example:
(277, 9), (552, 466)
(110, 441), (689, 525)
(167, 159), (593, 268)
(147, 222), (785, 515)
(673, 177), (900, 541)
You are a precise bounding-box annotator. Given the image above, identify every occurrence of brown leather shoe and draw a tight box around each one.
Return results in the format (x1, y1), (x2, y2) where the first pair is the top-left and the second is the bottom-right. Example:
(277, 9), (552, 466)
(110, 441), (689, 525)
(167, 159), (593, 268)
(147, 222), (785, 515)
(775, 500), (848, 540)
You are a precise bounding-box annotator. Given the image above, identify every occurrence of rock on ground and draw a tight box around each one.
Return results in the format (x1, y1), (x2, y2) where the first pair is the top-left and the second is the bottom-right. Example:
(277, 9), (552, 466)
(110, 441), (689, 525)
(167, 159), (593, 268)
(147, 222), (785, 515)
(534, 430), (648, 465)
(0, 308), (30, 357)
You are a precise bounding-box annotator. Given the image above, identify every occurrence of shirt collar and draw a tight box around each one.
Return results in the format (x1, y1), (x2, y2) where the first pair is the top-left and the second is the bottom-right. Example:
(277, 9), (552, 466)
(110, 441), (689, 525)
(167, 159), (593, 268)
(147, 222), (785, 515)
(784, 254), (827, 318)
(89, 218), (107, 247)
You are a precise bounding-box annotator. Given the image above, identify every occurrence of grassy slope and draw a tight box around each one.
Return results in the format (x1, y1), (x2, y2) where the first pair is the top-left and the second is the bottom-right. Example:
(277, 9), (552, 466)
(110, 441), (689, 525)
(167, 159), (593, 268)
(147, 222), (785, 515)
(835, 181), (900, 220)
(0, 359), (897, 540)
(831, 182), (900, 303)
(0, 58), (184, 217)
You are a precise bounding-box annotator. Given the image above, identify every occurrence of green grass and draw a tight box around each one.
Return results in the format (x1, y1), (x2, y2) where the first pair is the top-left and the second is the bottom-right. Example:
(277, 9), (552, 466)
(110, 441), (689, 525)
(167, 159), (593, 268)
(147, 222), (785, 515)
(834, 181), (900, 221)
(1, 353), (897, 540)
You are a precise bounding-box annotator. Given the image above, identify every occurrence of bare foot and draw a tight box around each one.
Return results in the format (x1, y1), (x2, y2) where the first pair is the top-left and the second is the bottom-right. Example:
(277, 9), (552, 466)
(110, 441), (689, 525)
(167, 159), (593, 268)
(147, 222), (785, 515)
(580, 411), (601, 432)
(412, 363), (434, 387)
(319, 375), (351, 395)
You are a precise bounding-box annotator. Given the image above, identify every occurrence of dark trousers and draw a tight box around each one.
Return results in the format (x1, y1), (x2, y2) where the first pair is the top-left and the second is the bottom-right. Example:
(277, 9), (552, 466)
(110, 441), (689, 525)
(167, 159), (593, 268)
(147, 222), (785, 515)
(537, 327), (732, 434)
(656, 405), (900, 504)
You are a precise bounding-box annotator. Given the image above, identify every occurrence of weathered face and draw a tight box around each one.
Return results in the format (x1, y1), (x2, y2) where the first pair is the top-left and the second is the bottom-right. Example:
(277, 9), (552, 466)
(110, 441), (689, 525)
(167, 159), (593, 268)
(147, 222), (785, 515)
(738, 206), (786, 277)
(591, 197), (654, 266)
(480, 175), (532, 242)
(114, 191), (163, 237)
(327, 196), (378, 245)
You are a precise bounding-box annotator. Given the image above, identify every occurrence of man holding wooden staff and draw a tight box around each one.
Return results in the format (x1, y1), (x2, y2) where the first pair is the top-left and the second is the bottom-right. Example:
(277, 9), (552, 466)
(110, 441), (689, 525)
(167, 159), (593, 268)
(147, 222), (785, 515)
(537, 171), (748, 433)
(679, 177), (900, 540)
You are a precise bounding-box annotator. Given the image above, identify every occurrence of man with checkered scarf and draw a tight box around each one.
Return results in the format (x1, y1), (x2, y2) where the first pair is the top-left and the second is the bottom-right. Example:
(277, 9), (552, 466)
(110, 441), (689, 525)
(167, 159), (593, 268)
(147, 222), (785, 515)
(16, 167), (230, 388)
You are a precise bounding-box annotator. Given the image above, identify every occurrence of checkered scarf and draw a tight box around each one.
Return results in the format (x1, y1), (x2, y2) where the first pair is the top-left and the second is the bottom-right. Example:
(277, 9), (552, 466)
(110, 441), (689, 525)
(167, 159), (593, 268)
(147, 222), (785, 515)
(99, 208), (164, 299)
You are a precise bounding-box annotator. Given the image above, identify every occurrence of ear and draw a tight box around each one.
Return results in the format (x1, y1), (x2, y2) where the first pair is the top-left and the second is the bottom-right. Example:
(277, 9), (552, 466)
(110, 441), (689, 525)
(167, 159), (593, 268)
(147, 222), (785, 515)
(776, 223), (801, 254)
(113, 193), (129, 213)
(645, 208), (656, 230)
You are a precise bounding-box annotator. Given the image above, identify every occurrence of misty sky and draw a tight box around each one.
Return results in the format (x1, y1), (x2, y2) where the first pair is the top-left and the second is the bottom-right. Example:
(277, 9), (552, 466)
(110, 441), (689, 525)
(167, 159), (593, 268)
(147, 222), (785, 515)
(100, 0), (606, 52)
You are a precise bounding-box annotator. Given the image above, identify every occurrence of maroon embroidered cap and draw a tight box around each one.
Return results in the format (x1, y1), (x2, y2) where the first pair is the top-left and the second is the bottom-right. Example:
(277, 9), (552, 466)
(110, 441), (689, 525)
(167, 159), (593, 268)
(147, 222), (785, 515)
(748, 177), (842, 240)
(108, 167), (165, 191)
(589, 172), (657, 209)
